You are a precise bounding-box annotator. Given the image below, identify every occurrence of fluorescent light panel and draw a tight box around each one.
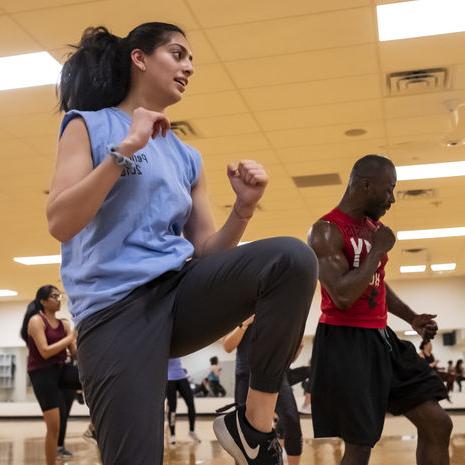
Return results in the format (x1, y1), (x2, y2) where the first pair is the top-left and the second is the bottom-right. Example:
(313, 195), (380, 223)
(400, 265), (426, 273)
(404, 330), (418, 336)
(377, 0), (465, 42)
(0, 290), (18, 297)
(396, 161), (465, 181)
(397, 227), (465, 240)
(14, 255), (61, 265)
(431, 263), (456, 271)
(0, 52), (62, 91)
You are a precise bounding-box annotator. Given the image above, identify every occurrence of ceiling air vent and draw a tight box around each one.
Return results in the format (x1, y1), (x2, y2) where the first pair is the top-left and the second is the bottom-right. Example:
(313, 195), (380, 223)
(386, 68), (448, 96)
(292, 173), (341, 188)
(397, 188), (436, 200)
(171, 121), (198, 139)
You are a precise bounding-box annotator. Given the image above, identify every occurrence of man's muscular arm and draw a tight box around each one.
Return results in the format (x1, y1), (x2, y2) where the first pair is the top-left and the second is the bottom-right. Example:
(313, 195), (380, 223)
(308, 220), (395, 309)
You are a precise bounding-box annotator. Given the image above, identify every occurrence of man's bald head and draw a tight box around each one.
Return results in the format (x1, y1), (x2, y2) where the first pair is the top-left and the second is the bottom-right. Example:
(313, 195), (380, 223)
(349, 155), (395, 186)
(347, 154), (397, 221)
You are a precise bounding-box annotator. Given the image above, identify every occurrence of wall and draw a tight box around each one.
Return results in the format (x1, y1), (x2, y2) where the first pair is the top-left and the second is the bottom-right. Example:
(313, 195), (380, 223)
(304, 276), (465, 334)
(1, 275), (465, 405)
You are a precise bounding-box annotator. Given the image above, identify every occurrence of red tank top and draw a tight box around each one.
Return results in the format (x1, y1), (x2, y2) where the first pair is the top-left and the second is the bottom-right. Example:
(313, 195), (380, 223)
(319, 208), (388, 328)
(27, 313), (67, 372)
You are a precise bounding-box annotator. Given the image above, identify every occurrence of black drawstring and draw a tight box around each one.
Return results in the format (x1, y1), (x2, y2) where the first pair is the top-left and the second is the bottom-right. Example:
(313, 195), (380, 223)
(378, 328), (392, 352)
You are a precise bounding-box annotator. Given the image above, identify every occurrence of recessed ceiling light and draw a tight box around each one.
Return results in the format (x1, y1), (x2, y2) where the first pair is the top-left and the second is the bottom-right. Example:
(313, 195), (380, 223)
(397, 227), (465, 240)
(0, 290), (18, 297)
(396, 161), (465, 181)
(377, 0), (465, 42)
(431, 263), (456, 272)
(400, 265), (427, 273)
(445, 140), (463, 147)
(344, 128), (367, 137)
(0, 52), (62, 91)
(14, 255), (61, 265)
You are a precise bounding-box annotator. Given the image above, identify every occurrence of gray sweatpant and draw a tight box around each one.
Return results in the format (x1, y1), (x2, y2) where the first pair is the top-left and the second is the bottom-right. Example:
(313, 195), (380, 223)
(76, 237), (318, 465)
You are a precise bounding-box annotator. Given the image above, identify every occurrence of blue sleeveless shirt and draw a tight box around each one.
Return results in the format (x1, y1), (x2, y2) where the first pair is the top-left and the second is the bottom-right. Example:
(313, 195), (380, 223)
(59, 107), (201, 325)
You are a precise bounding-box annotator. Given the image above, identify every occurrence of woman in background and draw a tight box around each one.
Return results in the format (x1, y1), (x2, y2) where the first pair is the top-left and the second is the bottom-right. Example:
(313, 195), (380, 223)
(419, 340), (438, 369)
(455, 359), (465, 392)
(20, 285), (80, 465)
(208, 356), (226, 397)
(224, 316), (304, 465)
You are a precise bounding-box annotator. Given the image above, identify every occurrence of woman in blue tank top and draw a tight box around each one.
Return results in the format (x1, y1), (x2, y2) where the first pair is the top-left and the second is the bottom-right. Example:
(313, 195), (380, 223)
(166, 358), (200, 445)
(48, 21), (318, 465)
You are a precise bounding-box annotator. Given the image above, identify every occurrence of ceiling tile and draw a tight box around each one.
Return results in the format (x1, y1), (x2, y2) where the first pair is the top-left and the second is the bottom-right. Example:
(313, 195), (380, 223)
(451, 63), (465, 90)
(186, 30), (219, 64)
(191, 113), (260, 138)
(267, 121), (385, 149)
(189, 133), (270, 156)
(0, 86), (58, 117)
(274, 138), (389, 164)
(255, 100), (383, 131)
(0, 15), (42, 56)
(379, 33), (465, 73)
(0, 0), (97, 13)
(384, 90), (465, 119)
(378, 140), (465, 166)
(168, 91), (247, 120)
(241, 74), (381, 111)
(187, 0), (370, 28)
(205, 7), (376, 61)
(225, 44), (378, 88)
(0, 138), (38, 161)
(282, 158), (355, 178)
(187, 63), (235, 95)
(3, 153), (53, 177)
(12, 0), (199, 50)
(386, 114), (451, 138)
(0, 112), (61, 138)
(259, 196), (308, 212)
(48, 46), (73, 64)
(19, 135), (57, 156)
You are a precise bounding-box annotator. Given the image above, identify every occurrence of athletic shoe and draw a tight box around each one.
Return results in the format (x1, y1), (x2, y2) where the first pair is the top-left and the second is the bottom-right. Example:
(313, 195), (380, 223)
(82, 424), (97, 445)
(299, 404), (311, 415)
(169, 433), (176, 445)
(213, 404), (283, 465)
(57, 446), (73, 457)
(189, 431), (201, 443)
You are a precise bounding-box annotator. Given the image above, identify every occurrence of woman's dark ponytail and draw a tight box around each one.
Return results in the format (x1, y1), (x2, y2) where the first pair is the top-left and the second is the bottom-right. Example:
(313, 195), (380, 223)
(59, 22), (185, 112)
(59, 27), (128, 112)
(20, 285), (57, 342)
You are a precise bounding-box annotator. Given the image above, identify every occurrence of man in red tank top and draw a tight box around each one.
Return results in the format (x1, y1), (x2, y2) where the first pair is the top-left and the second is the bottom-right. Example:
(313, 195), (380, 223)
(308, 155), (450, 465)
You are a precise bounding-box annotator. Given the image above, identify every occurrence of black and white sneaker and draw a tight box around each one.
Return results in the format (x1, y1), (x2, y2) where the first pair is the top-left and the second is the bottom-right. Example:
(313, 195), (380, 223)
(213, 404), (283, 465)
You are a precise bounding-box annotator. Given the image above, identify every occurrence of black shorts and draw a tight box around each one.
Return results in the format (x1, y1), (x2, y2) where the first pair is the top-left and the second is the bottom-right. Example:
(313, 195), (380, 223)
(310, 323), (447, 447)
(29, 363), (81, 412)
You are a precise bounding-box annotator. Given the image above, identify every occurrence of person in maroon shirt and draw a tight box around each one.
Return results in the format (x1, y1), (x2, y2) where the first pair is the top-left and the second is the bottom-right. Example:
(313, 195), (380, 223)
(20, 285), (80, 465)
(308, 155), (450, 465)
